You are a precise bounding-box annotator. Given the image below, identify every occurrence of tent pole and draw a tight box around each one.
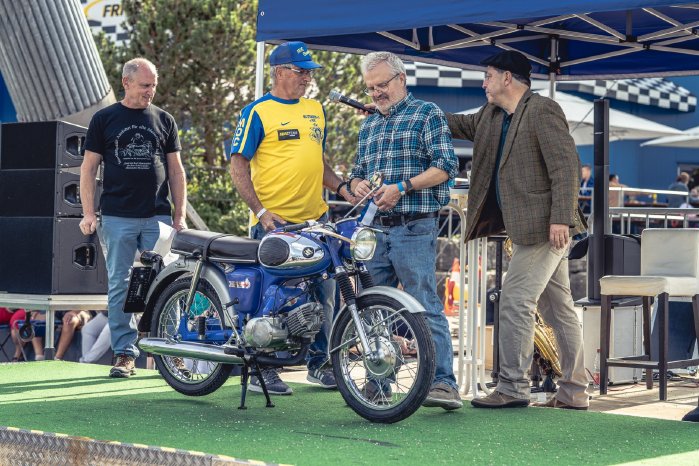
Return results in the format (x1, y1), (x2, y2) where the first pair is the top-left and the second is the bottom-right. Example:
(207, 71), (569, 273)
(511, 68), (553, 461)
(255, 41), (265, 99)
(587, 99), (610, 302)
(548, 36), (557, 100)
(549, 74), (556, 100)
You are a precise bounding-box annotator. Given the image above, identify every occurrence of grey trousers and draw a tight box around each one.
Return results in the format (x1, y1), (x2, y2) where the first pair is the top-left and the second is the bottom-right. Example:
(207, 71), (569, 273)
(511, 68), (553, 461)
(496, 240), (589, 407)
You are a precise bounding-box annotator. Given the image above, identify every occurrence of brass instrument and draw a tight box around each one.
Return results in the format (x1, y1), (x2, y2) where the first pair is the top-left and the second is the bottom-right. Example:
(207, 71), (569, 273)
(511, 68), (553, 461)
(504, 238), (562, 379)
(534, 314), (562, 378)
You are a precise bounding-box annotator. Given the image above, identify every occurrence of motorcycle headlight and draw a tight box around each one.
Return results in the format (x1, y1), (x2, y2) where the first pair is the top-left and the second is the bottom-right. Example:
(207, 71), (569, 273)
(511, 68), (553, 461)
(350, 227), (377, 261)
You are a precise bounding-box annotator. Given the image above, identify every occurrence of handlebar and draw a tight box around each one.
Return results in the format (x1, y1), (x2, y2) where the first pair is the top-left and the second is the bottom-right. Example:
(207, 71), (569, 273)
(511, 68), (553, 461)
(279, 221), (310, 232)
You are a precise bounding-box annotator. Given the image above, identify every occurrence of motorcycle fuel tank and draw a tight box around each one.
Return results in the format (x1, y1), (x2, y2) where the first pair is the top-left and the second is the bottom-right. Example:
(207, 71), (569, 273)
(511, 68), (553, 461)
(258, 232), (324, 268)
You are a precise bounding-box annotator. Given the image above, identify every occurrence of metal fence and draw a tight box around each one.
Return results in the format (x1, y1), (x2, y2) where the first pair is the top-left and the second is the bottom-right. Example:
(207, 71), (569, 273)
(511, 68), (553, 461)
(0, 426), (273, 466)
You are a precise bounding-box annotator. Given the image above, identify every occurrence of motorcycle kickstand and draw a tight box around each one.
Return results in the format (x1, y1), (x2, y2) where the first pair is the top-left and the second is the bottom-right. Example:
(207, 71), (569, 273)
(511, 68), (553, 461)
(238, 365), (249, 410)
(251, 360), (275, 408)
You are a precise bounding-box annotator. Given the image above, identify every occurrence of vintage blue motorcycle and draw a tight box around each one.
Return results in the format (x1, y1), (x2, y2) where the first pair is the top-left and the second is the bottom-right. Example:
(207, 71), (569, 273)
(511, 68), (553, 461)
(129, 175), (436, 423)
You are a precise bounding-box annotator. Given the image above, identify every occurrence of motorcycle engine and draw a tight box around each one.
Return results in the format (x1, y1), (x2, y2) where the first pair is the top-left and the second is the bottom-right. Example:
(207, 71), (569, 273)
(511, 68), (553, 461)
(243, 302), (324, 350)
(244, 316), (288, 350)
(286, 302), (323, 339)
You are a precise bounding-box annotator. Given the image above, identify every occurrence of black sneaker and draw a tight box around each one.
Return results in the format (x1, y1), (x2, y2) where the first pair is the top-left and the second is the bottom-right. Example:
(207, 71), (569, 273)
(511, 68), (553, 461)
(109, 354), (136, 378)
(307, 368), (337, 389)
(249, 368), (293, 395)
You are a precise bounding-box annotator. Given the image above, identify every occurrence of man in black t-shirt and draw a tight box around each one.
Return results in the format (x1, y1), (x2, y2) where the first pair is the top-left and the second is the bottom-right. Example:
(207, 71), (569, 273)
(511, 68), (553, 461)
(80, 57), (187, 378)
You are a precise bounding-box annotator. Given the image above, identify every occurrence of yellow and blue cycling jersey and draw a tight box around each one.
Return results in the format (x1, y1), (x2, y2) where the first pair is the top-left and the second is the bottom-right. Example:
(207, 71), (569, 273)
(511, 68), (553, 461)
(231, 93), (328, 225)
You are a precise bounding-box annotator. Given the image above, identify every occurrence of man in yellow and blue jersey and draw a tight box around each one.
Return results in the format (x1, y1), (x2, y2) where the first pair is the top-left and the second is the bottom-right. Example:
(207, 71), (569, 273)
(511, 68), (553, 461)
(230, 41), (355, 395)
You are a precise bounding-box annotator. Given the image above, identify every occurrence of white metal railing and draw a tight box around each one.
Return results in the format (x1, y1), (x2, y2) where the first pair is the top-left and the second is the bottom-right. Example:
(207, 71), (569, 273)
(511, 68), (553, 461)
(610, 186), (689, 207)
(608, 207), (699, 234)
(579, 185), (691, 216)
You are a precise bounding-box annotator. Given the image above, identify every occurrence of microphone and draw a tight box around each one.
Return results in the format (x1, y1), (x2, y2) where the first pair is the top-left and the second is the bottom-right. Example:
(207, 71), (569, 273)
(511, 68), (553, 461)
(329, 90), (376, 114)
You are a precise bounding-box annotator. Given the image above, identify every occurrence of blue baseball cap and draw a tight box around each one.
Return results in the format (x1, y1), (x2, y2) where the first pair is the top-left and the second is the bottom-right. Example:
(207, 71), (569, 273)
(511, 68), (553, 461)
(269, 41), (322, 69)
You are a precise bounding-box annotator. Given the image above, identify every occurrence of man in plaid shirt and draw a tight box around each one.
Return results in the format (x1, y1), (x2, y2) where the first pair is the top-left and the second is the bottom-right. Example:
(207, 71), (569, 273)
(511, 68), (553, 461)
(348, 51), (461, 410)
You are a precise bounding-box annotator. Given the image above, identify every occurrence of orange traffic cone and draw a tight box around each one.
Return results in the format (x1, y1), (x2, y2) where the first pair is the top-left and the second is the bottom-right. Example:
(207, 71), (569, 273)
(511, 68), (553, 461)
(444, 258), (460, 316)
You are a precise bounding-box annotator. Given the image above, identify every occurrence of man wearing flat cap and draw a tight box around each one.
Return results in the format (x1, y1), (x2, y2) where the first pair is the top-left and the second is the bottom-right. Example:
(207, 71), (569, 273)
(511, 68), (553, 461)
(230, 41), (354, 395)
(446, 50), (589, 410)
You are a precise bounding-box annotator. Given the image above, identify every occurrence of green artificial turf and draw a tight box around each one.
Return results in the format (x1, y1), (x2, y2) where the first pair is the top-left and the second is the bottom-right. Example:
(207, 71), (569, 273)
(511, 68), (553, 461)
(1, 361), (698, 465)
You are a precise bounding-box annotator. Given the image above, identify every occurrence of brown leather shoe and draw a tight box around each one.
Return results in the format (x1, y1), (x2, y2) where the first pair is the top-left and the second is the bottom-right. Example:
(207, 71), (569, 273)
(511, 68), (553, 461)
(471, 390), (529, 409)
(533, 397), (588, 410)
(109, 354), (136, 378)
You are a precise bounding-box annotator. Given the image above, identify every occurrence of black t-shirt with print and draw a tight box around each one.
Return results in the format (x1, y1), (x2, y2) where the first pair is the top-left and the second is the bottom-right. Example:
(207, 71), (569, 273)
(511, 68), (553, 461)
(85, 102), (181, 218)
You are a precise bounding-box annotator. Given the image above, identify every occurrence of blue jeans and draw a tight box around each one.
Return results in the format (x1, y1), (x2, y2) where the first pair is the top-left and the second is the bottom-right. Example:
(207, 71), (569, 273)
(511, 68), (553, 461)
(99, 215), (171, 358)
(250, 215), (335, 371)
(366, 216), (457, 389)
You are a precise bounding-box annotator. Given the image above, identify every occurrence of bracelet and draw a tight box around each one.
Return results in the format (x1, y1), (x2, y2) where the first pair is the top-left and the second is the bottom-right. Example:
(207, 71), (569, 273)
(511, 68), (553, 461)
(336, 181), (348, 195)
(405, 179), (414, 193)
(397, 182), (406, 196)
(347, 177), (358, 196)
(255, 207), (267, 219)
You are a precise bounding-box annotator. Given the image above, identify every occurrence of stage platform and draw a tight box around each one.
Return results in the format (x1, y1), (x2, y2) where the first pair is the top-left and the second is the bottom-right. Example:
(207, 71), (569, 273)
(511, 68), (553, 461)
(1, 361), (699, 465)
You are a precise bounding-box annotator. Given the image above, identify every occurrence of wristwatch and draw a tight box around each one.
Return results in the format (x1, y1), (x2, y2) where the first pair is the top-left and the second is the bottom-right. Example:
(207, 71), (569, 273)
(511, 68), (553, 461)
(404, 179), (414, 193)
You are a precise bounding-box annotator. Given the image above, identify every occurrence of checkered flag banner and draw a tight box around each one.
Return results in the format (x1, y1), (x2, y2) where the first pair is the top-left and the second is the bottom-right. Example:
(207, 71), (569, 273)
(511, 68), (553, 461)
(404, 62), (484, 89)
(405, 62), (696, 112)
(81, 0), (129, 44)
(558, 78), (696, 112)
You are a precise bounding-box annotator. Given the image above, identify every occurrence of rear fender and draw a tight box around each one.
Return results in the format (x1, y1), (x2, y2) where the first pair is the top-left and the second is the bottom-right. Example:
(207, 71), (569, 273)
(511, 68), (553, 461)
(138, 257), (232, 332)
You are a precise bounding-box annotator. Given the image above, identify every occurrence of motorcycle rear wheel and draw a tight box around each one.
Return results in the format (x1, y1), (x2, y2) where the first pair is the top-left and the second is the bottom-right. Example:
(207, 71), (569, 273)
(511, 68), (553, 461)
(150, 277), (233, 396)
(330, 294), (435, 423)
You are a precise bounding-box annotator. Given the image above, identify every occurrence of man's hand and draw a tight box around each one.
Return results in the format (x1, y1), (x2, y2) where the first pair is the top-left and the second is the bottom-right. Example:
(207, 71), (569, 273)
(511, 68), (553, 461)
(260, 211), (286, 232)
(549, 223), (570, 249)
(172, 215), (187, 232)
(338, 186), (360, 205)
(355, 102), (378, 117)
(79, 213), (97, 235)
(373, 184), (402, 211)
(352, 178), (372, 199)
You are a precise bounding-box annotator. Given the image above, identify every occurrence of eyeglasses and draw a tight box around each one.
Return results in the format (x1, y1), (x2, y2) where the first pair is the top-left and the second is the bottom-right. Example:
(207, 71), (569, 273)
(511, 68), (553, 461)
(282, 65), (314, 77)
(363, 73), (401, 95)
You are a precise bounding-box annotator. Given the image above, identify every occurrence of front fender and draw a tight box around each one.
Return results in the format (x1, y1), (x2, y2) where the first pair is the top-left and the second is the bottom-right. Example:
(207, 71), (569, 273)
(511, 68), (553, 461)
(328, 286), (426, 351)
(138, 257), (232, 332)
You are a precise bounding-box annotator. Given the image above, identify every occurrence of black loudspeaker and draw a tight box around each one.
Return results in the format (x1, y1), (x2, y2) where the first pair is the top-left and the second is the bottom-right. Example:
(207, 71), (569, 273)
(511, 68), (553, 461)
(0, 121), (86, 170)
(603, 234), (641, 276)
(0, 167), (98, 217)
(651, 300), (697, 362)
(0, 217), (108, 294)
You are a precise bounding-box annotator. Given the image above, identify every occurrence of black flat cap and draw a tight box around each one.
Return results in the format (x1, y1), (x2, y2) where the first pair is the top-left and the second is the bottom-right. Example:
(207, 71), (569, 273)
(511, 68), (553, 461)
(481, 50), (531, 77)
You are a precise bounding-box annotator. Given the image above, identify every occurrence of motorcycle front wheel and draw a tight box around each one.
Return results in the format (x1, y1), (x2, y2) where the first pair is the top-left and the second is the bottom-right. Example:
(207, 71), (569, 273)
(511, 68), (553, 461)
(330, 294), (436, 423)
(150, 277), (233, 396)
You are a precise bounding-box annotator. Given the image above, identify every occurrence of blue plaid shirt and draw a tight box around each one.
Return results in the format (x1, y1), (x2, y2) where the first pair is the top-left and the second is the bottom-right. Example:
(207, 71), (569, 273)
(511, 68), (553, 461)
(350, 93), (457, 214)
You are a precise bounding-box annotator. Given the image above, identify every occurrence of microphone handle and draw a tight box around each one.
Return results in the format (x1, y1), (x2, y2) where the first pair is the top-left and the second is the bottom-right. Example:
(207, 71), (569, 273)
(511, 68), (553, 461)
(339, 96), (376, 114)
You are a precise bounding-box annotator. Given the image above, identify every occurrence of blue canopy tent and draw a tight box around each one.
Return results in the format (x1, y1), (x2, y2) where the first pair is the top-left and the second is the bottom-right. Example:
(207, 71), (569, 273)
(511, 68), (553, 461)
(254, 1), (699, 301)
(257, 1), (699, 81)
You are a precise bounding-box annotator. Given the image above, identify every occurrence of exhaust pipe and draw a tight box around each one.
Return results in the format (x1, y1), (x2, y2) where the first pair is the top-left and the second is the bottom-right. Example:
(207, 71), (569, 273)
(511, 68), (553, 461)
(139, 338), (244, 364)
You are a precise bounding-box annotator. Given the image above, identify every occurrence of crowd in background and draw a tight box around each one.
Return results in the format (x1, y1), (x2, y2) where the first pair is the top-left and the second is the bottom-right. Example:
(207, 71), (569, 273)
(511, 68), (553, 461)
(1, 308), (110, 364)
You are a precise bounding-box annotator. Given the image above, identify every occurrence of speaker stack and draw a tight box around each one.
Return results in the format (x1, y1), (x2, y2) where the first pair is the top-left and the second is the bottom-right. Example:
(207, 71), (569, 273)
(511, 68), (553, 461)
(0, 121), (107, 294)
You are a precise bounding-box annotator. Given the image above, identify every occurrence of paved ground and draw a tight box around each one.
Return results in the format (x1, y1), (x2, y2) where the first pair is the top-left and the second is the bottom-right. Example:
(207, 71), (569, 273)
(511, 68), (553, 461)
(282, 366), (699, 421)
(587, 378), (699, 421)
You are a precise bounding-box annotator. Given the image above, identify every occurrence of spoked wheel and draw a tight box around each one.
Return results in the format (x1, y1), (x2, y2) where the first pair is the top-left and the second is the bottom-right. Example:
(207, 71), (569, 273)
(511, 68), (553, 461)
(330, 294), (435, 423)
(150, 277), (233, 396)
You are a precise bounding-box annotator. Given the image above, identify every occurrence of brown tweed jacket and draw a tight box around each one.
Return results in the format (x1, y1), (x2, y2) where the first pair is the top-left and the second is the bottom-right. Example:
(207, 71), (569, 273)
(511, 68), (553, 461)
(447, 90), (587, 245)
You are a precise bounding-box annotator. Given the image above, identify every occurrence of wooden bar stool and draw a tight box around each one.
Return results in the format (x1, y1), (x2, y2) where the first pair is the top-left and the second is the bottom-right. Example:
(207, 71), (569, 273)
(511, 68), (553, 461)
(599, 228), (699, 401)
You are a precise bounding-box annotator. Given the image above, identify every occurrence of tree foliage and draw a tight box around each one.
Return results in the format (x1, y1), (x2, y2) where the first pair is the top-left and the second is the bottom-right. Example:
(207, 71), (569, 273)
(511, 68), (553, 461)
(93, 0), (365, 234)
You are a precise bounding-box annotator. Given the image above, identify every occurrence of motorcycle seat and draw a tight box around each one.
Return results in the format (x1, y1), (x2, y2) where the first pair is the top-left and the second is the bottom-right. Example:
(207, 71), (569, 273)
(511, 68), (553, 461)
(171, 230), (260, 263)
